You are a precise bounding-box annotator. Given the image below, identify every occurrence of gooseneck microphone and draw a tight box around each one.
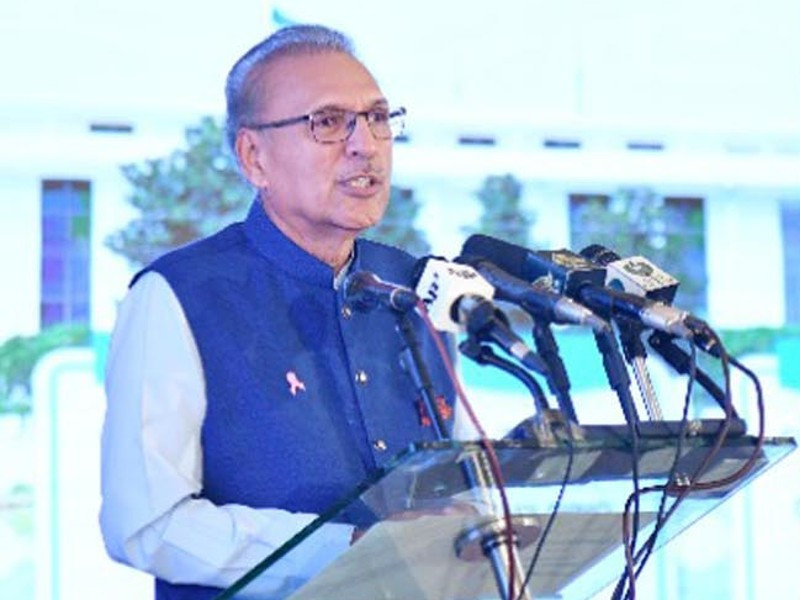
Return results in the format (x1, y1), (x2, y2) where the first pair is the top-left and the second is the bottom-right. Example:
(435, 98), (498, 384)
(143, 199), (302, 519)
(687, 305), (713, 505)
(454, 254), (608, 423)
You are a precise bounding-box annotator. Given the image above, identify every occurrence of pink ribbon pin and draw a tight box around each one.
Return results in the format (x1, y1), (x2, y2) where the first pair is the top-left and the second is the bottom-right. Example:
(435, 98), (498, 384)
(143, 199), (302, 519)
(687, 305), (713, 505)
(286, 371), (306, 396)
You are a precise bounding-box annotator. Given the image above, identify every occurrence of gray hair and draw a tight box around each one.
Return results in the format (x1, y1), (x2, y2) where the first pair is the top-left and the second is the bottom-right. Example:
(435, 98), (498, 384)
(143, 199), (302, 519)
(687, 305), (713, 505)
(224, 24), (356, 152)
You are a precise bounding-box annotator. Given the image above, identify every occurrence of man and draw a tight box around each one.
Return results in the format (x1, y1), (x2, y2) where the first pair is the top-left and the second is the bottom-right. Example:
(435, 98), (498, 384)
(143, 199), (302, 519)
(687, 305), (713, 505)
(100, 24), (454, 599)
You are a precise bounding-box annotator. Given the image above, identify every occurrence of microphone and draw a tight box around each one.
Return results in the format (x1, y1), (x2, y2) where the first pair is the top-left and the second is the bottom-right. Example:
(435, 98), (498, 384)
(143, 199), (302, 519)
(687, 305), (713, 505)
(578, 243), (720, 357)
(456, 254), (592, 422)
(461, 234), (702, 342)
(455, 254), (608, 332)
(414, 257), (548, 374)
(579, 244), (679, 304)
(343, 271), (419, 313)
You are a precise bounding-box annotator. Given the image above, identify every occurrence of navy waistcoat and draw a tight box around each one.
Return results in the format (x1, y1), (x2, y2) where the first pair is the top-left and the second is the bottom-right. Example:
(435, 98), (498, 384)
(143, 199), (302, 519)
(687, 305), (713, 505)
(140, 202), (453, 599)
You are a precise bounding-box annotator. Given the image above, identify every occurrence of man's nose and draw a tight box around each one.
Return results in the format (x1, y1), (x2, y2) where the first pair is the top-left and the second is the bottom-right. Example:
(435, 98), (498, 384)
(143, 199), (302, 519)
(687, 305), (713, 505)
(345, 114), (379, 156)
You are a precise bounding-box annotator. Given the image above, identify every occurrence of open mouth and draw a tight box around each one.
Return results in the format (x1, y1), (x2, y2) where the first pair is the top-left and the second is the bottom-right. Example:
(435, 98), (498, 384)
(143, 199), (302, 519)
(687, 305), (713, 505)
(342, 174), (383, 190)
(347, 175), (374, 188)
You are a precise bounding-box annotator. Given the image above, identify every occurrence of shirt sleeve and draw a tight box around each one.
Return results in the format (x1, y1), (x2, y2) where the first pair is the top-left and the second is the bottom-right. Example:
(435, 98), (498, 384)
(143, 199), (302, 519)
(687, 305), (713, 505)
(99, 271), (352, 590)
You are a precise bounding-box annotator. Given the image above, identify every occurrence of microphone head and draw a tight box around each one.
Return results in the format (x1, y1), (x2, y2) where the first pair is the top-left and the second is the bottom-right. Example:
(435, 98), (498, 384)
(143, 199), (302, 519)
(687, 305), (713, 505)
(413, 256), (495, 332)
(606, 255), (680, 303)
(579, 243), (621, 266)
(580, 244), (679, 304)
(343, 271), (379, 311)
(343, 271), (419, 313)
(461, 235), (604, 295)
(461, 234), (531, 281)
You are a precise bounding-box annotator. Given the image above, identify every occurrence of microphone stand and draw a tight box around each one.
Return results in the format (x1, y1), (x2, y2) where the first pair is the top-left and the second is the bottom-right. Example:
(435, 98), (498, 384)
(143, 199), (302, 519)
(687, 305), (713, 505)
(458, 336), (550, 416)
(593, 326), (644, 582)
(395, 311), (450, 440)
(593, 327), (641, 431)
(460, 338), (583, 451)
(395, 311), (533, 600)
(616, 320), (664, 421)
(530, 320), (579, 423)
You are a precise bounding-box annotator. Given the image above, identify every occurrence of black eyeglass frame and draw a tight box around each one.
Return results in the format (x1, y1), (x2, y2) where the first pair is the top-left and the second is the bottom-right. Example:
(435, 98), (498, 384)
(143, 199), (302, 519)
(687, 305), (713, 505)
(243, 106), (407, 144)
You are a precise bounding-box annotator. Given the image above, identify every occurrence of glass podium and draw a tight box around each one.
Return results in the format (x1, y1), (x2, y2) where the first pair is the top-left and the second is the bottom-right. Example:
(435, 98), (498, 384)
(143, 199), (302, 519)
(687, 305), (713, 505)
(215, 424), (795, 599)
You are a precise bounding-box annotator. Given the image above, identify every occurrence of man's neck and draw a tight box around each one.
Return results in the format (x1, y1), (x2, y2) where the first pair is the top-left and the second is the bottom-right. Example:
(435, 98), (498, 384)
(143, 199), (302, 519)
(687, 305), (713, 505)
(260, 201), (358, 274)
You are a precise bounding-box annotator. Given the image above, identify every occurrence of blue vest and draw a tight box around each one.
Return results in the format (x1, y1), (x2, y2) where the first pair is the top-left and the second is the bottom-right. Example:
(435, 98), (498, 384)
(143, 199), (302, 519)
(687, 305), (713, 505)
(139, 202), (453, 599)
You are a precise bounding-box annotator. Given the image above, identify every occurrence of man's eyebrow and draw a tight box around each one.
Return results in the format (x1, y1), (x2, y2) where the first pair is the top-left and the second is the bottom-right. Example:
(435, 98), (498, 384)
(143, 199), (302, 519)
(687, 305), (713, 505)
(311, 99), (390, 113)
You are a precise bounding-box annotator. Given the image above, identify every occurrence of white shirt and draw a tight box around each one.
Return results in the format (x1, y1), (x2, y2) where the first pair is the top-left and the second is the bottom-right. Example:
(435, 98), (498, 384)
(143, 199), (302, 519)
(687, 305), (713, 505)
(99, 272), (353, 592)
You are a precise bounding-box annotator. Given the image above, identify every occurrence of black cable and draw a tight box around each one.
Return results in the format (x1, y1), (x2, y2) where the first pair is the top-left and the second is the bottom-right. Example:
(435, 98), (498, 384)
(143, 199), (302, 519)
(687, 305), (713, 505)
(414, 302), (520, 600)
(515, 433), (576, 600)
(611, 343), (696, 600)
(647, 330), (739, 417)
(616, 328), (768, 599)
(458, 337), (550, 415)
(593, 327), (642, 597)
(530, 320), (578, 422)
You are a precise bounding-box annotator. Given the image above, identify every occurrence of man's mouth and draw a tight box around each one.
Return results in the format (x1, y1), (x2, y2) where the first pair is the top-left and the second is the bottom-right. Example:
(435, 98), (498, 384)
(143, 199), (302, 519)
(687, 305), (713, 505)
(341, 174), (382, 189)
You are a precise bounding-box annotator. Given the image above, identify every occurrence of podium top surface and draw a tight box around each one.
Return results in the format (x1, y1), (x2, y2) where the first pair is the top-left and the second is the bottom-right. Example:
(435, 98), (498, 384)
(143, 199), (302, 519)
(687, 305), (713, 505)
(216, 429), (796, 600)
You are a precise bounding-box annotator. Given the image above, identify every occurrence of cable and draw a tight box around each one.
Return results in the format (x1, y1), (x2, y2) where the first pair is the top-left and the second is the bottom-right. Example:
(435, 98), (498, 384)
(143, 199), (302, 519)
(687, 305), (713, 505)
(614, 331), (767, 599)
(647, 330), (739, 417)
(593, 327), (642, 597)
(530, 319), (578, 422)
(612, 347), (695, 600)
(458, 337), (550, 415)
(515, 430), (576, 600)
(415, 299), (521, 600)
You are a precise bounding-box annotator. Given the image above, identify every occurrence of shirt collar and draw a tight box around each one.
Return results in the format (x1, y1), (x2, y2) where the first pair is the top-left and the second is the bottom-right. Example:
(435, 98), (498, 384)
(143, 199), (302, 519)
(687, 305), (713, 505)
(242, 199), (354, 290)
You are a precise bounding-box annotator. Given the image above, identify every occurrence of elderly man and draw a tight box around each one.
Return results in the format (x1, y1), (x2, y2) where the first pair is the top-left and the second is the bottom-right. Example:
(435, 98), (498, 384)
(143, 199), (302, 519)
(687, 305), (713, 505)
(100, 24), (454, 599)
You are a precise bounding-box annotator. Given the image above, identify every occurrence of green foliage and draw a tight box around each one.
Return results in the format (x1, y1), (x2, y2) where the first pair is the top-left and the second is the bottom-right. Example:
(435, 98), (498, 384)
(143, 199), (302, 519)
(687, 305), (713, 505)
(462, 173), (534, 247)
(106, 116), (253, 269)
(0, 324), (90, 415)
(718, 326), (800, 358)
(570, 187), (707, 314)
(460, 174), (536, 327)
(363, 186), (430, 256)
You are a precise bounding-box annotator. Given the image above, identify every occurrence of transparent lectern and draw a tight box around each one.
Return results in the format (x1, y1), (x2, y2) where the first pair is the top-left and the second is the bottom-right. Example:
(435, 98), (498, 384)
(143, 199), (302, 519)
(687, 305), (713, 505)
(214, 421), (795, 600)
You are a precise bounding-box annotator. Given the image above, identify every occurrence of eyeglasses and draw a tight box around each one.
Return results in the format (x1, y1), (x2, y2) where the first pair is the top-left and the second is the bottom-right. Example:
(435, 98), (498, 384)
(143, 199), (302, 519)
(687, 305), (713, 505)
(244, 106), (406, 144)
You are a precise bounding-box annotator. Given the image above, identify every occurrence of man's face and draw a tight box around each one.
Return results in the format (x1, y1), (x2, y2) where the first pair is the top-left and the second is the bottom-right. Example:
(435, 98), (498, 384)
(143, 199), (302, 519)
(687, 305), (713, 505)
(240, 52), (393, 248)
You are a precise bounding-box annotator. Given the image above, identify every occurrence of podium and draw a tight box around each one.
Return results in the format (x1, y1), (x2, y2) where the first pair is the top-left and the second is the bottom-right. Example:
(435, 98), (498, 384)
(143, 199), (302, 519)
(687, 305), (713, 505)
(215, 424), (795, 599)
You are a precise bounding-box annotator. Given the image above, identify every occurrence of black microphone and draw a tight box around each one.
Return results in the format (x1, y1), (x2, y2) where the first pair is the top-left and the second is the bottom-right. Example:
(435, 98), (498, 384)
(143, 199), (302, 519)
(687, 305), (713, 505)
(343, 271), (419, 313)
(456, 253), (592, 422)
(461, 234), (701, 341)
(413, 257), (548, 374)
(455, 254), (609, 332)
(578, 243), (720, 357)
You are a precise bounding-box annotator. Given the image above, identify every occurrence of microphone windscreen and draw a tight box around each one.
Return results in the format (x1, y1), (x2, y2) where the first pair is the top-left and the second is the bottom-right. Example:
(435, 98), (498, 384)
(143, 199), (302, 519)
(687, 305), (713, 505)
(579, 243), (621, 266)
(461, 234), (530, 279)
(413, 256), (495, 332)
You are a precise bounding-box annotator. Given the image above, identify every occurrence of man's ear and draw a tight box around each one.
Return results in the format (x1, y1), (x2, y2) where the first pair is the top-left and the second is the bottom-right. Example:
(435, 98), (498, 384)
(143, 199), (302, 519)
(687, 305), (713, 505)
(235, 128), (270, 188)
